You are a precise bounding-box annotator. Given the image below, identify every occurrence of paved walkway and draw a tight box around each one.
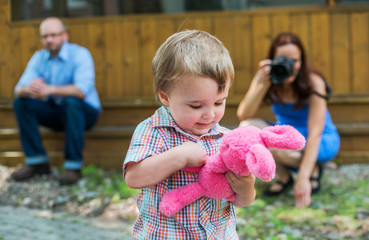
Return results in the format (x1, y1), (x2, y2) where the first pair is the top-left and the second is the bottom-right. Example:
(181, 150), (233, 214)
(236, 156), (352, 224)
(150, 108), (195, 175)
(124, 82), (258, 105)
(0, 206), (134, 240)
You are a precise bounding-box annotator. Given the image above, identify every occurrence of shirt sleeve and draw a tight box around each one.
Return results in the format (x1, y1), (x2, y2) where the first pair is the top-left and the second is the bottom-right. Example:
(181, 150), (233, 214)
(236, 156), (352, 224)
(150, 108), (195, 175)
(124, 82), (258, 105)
(72, 47), (95, 96)
(14, 51), (43, 93)
(123, 120), (164, 177)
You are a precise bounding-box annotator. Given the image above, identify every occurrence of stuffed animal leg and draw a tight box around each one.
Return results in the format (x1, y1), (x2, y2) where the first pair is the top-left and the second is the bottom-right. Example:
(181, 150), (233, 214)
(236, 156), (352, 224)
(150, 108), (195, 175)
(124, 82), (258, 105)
(159, 182), (206, 217)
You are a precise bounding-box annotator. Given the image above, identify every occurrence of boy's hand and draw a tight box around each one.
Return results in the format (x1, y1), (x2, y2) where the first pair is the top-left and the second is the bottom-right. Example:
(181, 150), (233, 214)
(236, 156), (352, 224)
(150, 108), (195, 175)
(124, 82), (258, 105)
(178, 142), (207, 167)
(226, 172), (255, 195)
(226, 171), (256, 207)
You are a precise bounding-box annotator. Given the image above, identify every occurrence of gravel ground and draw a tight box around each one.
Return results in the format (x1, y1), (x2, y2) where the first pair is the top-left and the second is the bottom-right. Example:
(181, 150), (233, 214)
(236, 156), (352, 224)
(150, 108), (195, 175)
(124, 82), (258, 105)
(0, 205), (133, 240)
(1, 163), (369, 239)
(0, 165), (137, 240)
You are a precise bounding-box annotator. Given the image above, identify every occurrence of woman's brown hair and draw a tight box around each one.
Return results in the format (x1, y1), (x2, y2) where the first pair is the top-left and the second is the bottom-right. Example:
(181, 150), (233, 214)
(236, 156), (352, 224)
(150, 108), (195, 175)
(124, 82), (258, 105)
(265, 32), (318, 109)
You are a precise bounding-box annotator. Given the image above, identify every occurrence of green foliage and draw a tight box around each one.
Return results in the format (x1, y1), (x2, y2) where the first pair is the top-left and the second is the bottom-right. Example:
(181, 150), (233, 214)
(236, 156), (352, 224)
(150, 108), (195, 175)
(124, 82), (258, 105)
(81, 165), (139, 200)
(236, 168), (369, 239)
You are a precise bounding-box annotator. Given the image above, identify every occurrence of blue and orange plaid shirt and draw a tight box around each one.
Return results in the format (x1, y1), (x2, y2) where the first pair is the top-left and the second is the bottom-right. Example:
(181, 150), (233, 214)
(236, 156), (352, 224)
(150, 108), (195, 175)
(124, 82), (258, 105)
(123, 106), (239, 239)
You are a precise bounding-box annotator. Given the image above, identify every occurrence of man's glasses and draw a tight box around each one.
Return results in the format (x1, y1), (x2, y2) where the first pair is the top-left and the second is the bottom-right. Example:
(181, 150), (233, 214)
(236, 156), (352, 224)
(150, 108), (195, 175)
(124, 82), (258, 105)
(40, 31), (64, 40)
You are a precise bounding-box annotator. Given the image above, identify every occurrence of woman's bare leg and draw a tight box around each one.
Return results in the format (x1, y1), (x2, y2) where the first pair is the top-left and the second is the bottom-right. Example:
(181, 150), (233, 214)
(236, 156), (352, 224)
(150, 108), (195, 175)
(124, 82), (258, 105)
(267, 148), (302, 192)
(239, 118), (270, 128)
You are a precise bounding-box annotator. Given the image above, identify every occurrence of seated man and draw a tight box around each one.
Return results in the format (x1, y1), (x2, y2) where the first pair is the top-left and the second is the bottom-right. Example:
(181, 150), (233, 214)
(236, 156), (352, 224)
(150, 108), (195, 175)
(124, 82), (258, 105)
(11, 17), (102, 185)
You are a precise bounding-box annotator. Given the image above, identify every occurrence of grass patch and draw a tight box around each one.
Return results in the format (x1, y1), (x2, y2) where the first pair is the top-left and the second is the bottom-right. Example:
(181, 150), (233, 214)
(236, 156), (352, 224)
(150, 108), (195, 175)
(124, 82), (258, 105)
(236, 168), (369, 239)
(79, 165), (139, 199)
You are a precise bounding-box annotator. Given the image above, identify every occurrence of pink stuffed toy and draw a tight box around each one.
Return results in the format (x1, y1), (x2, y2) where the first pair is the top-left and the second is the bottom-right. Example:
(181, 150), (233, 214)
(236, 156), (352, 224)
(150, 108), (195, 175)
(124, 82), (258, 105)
(159, 125), (306, 217)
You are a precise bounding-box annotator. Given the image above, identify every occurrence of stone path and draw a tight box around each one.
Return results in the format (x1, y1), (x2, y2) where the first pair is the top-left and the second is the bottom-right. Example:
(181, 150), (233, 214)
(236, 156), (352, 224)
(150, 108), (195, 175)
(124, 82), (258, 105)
(0, 206), (134, 240)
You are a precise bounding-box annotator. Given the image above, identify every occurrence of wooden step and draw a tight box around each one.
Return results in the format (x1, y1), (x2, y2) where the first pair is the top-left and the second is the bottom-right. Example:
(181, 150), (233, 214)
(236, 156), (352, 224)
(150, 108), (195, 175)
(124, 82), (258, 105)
(1, 122), (369, 169)
(0, 126), (135, 169)
(0, 151), (125, 169)
(0, 99), (160, 128)
(1, 97), (369, 168)
(2, 96), (369, 127)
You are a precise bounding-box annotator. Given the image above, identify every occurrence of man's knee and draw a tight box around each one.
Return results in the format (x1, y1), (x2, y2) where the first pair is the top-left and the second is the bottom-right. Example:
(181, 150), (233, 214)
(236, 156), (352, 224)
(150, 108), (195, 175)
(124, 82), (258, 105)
(13, 97), (27, 113)
(62, 97), (84, 110)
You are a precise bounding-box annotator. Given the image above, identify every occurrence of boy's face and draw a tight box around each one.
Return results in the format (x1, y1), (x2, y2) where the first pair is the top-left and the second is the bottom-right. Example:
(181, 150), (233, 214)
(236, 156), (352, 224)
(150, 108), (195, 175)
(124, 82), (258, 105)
(158, 75), (229, 137)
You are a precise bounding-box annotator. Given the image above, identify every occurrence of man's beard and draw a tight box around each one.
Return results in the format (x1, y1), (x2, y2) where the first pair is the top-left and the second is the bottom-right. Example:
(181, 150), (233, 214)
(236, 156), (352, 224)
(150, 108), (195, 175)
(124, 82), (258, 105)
(47, 44), (62, 57)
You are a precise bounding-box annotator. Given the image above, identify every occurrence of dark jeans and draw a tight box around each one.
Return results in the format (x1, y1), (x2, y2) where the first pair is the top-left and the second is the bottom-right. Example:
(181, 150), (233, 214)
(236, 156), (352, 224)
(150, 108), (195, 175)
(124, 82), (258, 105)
(13, 97), (99, 170)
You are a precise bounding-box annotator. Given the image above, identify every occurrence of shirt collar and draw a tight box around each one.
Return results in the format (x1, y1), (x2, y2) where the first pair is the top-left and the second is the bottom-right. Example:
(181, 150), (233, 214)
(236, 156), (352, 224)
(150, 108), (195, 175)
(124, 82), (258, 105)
(46, 41), (68, 61)
(151, 106), (226, 138)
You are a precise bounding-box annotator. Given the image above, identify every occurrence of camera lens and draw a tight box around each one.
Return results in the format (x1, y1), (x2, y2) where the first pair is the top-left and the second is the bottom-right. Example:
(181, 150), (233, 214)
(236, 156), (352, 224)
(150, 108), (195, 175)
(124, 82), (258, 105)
(273, 66), (287, 75)
(270, 56), (294, 84)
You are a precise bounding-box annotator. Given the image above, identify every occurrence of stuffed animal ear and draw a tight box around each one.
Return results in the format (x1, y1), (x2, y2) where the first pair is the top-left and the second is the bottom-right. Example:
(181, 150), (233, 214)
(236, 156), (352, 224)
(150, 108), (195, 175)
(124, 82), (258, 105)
(246, 144), (275, 182)
(260, 125), (305, 150)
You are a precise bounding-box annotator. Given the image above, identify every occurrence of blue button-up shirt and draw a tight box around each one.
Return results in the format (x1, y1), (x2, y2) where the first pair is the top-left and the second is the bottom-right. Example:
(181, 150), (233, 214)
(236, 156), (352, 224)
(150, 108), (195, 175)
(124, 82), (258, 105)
(15, 41), (102, 111)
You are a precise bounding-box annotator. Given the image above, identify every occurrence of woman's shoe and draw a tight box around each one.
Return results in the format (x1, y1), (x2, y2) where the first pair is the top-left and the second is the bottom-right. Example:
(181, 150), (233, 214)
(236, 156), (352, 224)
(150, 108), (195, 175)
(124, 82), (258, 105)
(263, 175), (293, 197)
(310, 164), (323, 195)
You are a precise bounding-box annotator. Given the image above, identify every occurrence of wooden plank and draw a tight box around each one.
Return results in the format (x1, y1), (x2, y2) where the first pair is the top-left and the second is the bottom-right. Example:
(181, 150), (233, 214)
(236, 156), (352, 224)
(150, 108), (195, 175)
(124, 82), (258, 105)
(331, 13), (350, 94)
(87, 22), (106, 98)
(19, 26), (39, 72)
(67, 23), (89, 48)
(214, 16), (236, 96)
(175, 17), (196, 31)
(0, 110), (16, 128)
(2, 8), (369, 104)
(271, 13), (291, 37)
(0, 3), (9, 97)
(351, 12), (369, 93)
(233, 15), (253, 97)
(291, 13), (310, 57)
(156, 18), (175, 47)
(175, 16), (213, 33)
(9, 28), (23, 92)
(193, 17), (213, 33)
(328, 104), (369, 123)
(214, 16), (233, 46)
(311, 13), (331, 86)
(139, 19), (156, 99)
(104, 21), (123, 98)
(121, 20), (140, 98)
(252, 15), (271, 73)
(213, 16), (234, 59)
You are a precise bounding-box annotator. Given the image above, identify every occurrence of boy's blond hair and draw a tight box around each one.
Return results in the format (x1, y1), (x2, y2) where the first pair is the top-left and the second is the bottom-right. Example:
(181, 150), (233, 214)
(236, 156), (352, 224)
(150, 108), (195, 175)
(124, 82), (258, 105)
(152, 30), (234, 94)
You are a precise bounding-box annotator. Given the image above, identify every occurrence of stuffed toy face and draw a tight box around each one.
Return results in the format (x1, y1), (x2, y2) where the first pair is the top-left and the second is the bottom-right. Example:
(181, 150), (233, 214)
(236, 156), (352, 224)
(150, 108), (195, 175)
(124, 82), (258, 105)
(219, 125), (306, 181)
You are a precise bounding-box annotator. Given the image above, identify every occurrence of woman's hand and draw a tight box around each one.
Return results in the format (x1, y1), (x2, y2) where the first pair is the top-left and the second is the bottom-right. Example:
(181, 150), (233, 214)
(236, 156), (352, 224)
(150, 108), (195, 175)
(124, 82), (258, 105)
(237, 59), (272, 121)
(254, 59), (272, 85)
(294, 177), (312, 208)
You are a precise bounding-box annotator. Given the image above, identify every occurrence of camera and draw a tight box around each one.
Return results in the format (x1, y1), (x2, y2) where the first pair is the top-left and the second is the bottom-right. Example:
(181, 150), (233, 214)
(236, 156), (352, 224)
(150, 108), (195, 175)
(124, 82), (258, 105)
(270, 56), (294, 84)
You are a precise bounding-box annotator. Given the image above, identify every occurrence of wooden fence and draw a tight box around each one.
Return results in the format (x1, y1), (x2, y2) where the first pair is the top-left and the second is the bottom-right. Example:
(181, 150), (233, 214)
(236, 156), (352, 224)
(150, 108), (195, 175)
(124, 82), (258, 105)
(1, 2), (369, 166)
(1, 3), (369, 104)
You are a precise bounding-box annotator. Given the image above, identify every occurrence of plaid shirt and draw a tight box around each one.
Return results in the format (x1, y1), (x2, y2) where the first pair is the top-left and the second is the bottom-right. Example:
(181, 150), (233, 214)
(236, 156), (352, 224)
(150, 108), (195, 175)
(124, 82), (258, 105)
(124, 106), (238, 239)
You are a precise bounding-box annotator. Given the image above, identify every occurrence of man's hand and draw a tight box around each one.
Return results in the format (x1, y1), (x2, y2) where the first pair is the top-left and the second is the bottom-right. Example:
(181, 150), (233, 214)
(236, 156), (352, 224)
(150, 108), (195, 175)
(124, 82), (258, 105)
(28, 78), (57, 98)
(27, 78), (45, 97)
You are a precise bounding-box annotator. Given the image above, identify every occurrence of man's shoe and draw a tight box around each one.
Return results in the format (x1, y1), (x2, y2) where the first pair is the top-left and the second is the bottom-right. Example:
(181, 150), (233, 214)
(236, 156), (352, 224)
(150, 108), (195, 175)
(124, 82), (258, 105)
(59, 169), (81, 185)
(11, 163), (50, 181)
